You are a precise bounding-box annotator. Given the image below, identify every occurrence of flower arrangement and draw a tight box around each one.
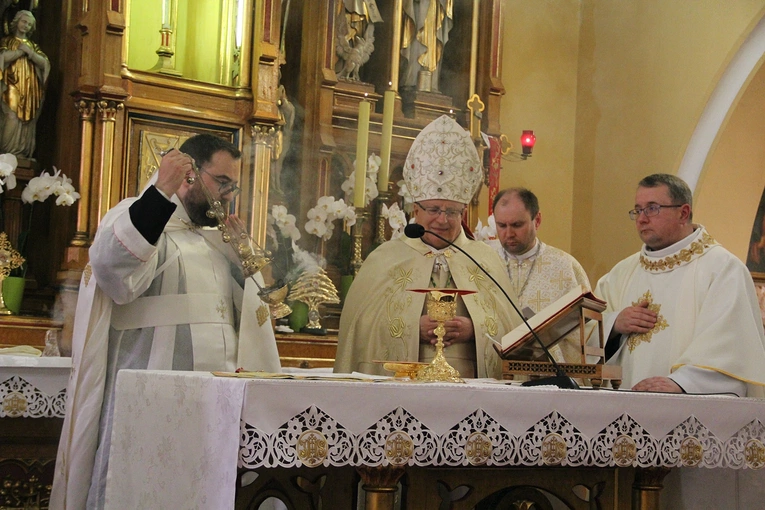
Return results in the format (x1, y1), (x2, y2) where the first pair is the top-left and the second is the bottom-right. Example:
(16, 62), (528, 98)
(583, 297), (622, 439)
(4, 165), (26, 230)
(341, 153), (380, 207)
(0, 157), (81, 277)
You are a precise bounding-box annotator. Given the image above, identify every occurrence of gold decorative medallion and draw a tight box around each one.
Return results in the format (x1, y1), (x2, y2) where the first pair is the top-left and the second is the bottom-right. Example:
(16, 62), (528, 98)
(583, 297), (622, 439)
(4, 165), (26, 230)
(296, 430), (327, 468)
(627, 290), (669, 352)
(640, 231), (717, 272)
(744, 439), (765, 469)
(256, 303), (270, 327)
(385, 431), (414, 466)
(3, 391), (28, 418)
(679, 437), (703, 467)
(465, 432), (492, 466)
(612, 435), (637, 467)
(541, 433), (567, 466)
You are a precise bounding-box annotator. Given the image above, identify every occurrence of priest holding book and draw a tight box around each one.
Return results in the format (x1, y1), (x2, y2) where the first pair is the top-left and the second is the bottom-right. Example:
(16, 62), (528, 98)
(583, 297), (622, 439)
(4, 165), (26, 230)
(335, 115), (523, 378)
(596, 173), (765, 396)
(488, 188), (592, 364)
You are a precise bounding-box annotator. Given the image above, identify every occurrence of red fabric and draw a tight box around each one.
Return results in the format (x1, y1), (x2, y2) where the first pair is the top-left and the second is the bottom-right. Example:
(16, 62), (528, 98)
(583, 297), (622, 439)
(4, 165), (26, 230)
(487, 135), (502, 216)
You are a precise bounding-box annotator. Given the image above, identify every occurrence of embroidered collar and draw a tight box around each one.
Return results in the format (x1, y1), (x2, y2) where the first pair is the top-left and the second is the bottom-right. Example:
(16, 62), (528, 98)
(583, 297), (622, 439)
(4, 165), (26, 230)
(639, 226), (718, 272)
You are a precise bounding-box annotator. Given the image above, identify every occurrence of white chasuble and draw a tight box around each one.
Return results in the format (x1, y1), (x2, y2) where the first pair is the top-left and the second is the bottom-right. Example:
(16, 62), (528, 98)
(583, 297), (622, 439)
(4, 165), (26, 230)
(595, 226), (765, 396)
(336, 230), (523, 378)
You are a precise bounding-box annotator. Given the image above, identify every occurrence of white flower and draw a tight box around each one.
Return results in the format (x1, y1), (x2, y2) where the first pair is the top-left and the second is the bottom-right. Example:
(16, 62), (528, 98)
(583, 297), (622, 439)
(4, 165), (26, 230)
(342, 207), (357, 227)
(56, 191), (80, 206)
(341, 172), (355, 198)
(305, 218), (327, 238)
(283, 223), (302, 241)
(316, 195), (337, 214)
(271, 204), (289, 223)
(364, 176), (379, 204)
(366, 153), (381, 176)
(322, 221), (335, 241)
(306, 206), (328, 223)
(397, 179), (414, 211)
(387, 205), (407, 231)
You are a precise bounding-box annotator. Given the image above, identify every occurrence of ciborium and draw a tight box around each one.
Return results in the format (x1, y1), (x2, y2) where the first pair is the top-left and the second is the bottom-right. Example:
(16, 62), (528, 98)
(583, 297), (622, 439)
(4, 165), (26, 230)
(410, 288), (476, 383)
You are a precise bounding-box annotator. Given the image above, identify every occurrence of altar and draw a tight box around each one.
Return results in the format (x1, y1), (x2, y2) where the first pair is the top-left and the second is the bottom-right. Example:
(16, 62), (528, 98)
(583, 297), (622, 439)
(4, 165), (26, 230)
(102, 370), (765, 509)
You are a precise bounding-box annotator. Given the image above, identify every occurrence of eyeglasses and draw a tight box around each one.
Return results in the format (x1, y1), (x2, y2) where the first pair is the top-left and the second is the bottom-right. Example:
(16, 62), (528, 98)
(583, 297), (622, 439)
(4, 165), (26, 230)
(628, 204), (682, 220)
(200, 167), (240, 198)
(415, 202), (465, 220)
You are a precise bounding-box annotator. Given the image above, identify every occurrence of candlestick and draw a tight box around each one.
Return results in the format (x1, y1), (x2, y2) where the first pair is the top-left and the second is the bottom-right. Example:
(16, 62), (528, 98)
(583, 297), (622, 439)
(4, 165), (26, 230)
(354, 97), (371, 208)
(378, 89), (395, 192)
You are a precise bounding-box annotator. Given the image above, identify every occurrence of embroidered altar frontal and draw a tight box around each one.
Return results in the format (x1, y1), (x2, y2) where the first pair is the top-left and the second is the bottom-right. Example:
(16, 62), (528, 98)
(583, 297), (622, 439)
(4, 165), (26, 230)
(104, 371), (765, 508)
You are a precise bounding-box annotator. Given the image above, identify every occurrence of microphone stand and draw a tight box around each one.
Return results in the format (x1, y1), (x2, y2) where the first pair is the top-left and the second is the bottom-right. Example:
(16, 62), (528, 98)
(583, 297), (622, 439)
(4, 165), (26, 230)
(405, 224), (579, 389)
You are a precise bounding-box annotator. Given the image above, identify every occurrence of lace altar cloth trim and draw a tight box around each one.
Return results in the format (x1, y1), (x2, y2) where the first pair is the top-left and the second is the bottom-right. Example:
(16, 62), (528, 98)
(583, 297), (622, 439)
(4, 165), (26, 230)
(239, 406), (765, 470)
(0, 375), (66, 418)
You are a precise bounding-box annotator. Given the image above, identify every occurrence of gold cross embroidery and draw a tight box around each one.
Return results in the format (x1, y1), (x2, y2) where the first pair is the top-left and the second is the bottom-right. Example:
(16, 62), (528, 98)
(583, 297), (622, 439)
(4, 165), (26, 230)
(626, 290), (669, 352)
(526, 290), (550, 312)
(216, 299), (227, 320)
(550, 270), (572, 291)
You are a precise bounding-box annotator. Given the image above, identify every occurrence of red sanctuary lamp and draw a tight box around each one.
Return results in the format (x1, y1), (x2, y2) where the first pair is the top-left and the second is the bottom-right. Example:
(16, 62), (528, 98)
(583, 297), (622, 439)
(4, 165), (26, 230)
(521, 130), (536, 157)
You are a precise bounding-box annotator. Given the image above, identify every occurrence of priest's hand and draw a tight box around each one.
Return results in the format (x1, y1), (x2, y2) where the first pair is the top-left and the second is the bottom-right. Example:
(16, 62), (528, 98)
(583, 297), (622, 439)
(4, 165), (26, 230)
(631, 376), (684, 393)
(419, 315), (475, 346)
(156, 149), (194, 197)
(613, 300), (657, 335)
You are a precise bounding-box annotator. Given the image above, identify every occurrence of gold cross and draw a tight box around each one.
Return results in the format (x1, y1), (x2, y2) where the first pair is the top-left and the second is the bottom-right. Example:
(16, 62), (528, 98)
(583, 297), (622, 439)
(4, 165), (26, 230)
(550, 271), (572, 291)
(467, 94), (485, 140)
(526, 290), (550, 312)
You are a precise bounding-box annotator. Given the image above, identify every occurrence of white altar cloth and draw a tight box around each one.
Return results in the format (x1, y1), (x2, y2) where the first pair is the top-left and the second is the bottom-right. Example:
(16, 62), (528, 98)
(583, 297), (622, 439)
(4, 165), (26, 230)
(105, 370), (765, 509)
(0, 355), (70, 418)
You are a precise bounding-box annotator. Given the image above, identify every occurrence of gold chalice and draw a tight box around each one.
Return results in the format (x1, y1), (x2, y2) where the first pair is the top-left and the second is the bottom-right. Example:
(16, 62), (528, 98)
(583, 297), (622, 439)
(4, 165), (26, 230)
(409, 288), (476, 383)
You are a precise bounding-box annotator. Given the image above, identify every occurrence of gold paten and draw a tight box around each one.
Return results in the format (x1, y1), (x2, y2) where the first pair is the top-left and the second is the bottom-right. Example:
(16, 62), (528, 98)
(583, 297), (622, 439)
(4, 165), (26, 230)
(0, 232), (25, 315)
(385, 431), (413, 466)
(296, 430), (328, 468)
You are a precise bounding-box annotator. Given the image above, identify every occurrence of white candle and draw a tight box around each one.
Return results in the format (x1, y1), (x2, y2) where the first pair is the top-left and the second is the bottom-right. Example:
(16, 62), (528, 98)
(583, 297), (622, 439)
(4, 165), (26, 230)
(354, 97), (371, 208)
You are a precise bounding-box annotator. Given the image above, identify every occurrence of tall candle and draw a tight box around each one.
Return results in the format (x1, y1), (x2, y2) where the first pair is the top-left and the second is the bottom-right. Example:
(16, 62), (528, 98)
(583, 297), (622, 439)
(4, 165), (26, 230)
(378, 89), (395, 192)
(354, 97), (371, 208)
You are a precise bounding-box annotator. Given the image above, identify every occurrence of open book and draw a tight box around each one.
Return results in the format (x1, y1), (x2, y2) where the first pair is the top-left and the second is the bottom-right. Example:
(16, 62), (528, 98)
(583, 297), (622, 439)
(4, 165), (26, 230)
(496, 284), (606, 360)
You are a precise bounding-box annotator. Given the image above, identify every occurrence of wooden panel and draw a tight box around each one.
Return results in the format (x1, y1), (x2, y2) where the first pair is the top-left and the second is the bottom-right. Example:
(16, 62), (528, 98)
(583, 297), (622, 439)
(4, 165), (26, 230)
(0, 317), (63, 350)
(275, 332), (337, 369)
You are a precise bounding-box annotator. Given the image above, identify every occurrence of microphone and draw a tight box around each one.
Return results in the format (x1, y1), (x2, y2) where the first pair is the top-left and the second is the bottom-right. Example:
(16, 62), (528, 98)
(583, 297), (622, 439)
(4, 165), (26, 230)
(404, 223), (579, 389)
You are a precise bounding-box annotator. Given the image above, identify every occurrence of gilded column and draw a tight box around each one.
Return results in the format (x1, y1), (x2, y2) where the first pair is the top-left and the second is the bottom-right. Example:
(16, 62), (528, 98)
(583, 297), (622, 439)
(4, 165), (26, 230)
(70, 99), (97, 248)
(96, 100), (124, 221)
(249, 124), (275, 248)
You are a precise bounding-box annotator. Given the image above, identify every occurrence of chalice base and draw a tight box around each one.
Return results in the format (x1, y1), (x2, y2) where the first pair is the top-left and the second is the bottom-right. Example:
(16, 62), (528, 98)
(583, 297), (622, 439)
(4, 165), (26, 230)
(417, 341), (464, 383)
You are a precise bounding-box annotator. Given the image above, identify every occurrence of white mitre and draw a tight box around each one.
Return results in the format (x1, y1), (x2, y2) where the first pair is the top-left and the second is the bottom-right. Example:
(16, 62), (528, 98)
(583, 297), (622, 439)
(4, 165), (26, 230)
(403, 115), (482, 205)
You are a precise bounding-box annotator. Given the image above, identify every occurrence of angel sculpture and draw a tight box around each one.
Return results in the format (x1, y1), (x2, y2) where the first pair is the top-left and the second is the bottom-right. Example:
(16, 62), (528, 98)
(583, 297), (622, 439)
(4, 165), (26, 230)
(335, 19), (375, 82)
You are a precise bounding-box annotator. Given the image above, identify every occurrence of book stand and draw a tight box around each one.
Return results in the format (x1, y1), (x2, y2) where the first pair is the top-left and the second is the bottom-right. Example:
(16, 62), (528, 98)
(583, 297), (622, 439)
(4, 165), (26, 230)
(501, 296), (622, 389)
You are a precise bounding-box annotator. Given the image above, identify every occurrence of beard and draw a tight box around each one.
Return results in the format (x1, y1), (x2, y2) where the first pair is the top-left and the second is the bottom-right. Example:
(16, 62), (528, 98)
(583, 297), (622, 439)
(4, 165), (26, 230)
(183, 184), (224, 227)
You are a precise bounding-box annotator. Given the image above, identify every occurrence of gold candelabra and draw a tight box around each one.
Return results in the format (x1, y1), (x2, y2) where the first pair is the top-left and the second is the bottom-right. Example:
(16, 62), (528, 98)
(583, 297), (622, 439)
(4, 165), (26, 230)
(0, 233), (25, 315)
(374, 189), (392, 246)
(351, 209), (369, 276)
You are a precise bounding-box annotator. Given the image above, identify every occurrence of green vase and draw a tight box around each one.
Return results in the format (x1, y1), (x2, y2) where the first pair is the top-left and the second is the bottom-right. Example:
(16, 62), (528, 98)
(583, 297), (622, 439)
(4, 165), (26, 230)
(288, 301), (309, 332)
(340, 274), (354, 303)
(2, 276), (26, 315)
